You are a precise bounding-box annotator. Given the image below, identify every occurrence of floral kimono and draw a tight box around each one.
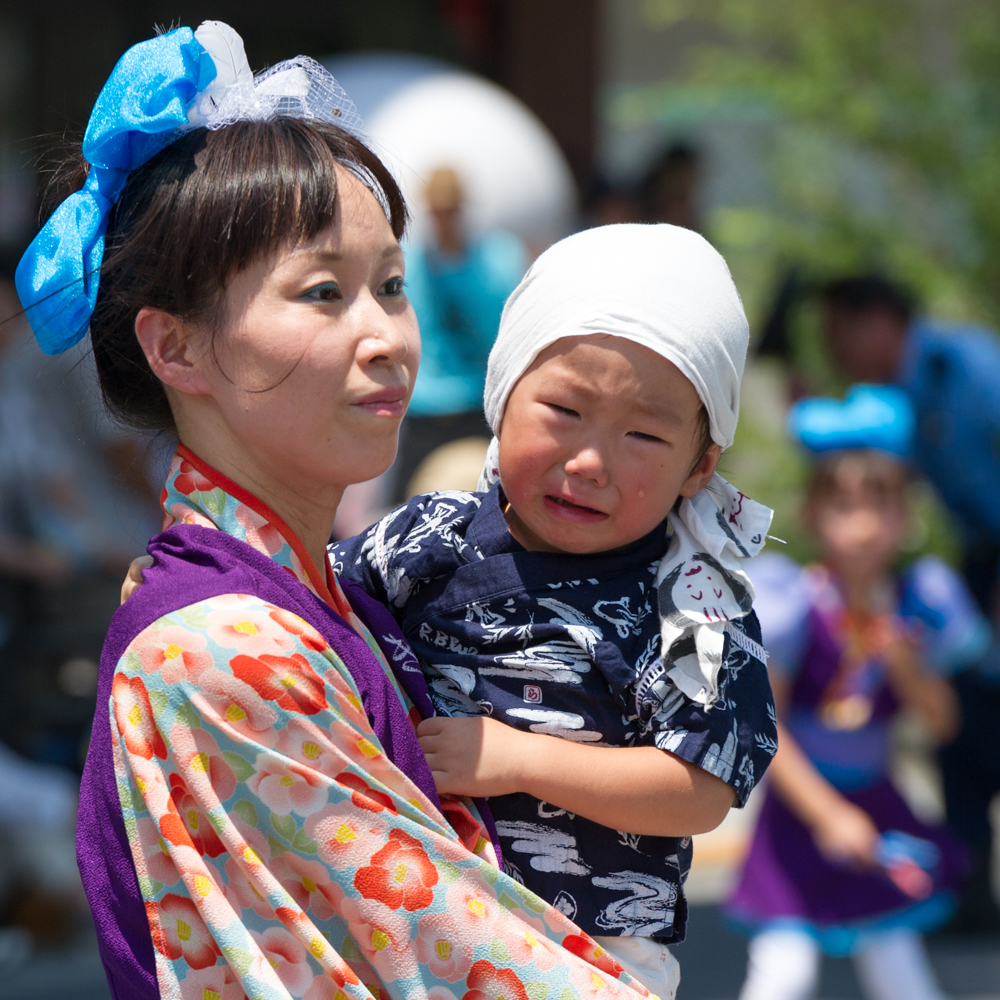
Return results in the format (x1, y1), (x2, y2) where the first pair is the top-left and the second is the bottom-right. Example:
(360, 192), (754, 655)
(78, 446), (652, 1000)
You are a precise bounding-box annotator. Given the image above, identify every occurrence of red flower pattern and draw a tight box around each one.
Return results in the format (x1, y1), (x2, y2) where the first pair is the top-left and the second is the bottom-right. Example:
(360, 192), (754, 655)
(354, 828), (438, 911)
(113, 674), (167, 760)
(462, 960), (530, 1000)
(229, 652), (327, 715)
(173, 460), (215, 496)
(338, 771), (397, 814)
(151, 894), (221, 969)
(562, 933), (625, 978)
(159, 773), (226, 857)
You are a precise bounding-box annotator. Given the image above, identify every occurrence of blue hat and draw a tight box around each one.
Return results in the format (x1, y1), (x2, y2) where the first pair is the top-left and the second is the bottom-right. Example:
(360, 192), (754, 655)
(787, 384), (914, 457)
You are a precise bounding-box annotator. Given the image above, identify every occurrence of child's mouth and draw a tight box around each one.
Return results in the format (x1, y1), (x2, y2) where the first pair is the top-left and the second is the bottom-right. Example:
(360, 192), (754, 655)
(544, 495), (609, 523)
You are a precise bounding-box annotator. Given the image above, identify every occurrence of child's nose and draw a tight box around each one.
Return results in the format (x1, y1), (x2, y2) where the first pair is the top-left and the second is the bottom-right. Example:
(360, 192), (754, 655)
(565, 446), (610, 487)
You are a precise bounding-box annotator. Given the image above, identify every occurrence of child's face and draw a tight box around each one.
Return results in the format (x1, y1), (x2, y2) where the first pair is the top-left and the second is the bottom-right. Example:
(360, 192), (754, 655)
(497, 335), (720, 554)
(809, 481), (908, 580)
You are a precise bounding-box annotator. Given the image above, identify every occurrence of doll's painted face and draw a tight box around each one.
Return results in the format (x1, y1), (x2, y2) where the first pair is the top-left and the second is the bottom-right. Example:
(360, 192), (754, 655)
(497, 335), (721, 555)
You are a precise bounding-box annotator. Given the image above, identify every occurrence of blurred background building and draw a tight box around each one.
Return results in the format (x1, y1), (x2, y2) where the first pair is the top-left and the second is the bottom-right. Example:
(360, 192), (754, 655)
(2, 1), (1000, 997)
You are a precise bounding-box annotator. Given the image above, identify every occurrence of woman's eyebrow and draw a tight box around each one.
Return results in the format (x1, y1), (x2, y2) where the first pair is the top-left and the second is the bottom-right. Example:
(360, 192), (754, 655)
(303, 244), (403, 265)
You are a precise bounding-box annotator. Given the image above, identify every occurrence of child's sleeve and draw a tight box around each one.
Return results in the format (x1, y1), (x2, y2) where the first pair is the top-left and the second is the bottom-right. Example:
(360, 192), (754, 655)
(647, 610), (778, 807)
(328, 491), (485, 617)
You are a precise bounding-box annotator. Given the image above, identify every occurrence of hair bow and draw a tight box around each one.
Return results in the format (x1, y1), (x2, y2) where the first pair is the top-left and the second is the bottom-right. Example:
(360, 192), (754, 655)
(15, 22), (362, 357)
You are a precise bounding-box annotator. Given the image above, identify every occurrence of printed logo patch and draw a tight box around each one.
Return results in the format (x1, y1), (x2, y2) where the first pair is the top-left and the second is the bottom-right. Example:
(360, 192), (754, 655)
(523, 685), (543, 704)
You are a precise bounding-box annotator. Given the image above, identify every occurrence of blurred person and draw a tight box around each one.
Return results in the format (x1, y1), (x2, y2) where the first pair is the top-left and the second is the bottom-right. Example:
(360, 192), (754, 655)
(728, 387), (967, 1000)
(583, 174), (640, 228)
(824, 275), (1000, 932)
(641, 143), (702, 232)
(394, 166), (526, 499)
(0, 270), (162, 771)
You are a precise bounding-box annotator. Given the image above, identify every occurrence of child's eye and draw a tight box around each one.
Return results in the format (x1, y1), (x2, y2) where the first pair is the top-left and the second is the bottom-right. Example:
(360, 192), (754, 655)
(302, 281), (341, 302)
(546, 403), (580, 418)
(380, 276), (405, 297)
(629, 430), (665, 443)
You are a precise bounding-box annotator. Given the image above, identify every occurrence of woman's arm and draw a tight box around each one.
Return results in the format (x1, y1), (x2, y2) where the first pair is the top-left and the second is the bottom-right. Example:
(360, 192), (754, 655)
(417, 715), (734, 837)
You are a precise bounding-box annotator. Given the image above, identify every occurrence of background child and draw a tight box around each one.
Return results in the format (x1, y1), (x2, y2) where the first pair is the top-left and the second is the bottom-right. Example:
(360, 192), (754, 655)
(727, 386), (969, 1000)
(332, 224), (779, 997)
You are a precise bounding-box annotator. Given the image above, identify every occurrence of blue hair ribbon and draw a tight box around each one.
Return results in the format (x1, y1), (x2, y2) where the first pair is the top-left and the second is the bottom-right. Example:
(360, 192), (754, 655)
(787, 384), (915, 457)
(15, 28), (216, 355)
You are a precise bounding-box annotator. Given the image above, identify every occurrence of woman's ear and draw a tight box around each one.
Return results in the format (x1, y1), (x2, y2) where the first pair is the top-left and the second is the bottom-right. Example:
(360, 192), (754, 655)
(134, 307), (212, 396)
(679, 443), (722, 497)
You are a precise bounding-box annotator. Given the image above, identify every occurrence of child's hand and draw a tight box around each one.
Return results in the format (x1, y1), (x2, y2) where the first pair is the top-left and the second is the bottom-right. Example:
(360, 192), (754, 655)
(811, 800), (880, 869)
(121, 555), (153, 604)
(416, 716), (529, 798)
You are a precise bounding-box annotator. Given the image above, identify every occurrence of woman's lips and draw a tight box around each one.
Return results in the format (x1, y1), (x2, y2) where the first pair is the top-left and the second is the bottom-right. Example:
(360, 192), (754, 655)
(543, 494), (609, 523)
(353, 388), (407, 417)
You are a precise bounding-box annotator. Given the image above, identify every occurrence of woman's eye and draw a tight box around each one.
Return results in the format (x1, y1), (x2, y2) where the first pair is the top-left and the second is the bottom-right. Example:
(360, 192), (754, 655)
(302, 281), (341, 302)
(380, 276), (405, 296)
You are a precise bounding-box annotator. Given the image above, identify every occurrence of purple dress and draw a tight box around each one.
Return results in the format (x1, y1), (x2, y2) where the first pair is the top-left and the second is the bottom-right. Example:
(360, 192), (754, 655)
(727, 557), (968, 953)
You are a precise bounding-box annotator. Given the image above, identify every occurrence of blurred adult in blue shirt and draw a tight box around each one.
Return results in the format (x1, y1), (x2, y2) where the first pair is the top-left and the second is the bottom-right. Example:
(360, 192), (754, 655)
(394, 168), (527, 499)
(823, 274), (1000, 934)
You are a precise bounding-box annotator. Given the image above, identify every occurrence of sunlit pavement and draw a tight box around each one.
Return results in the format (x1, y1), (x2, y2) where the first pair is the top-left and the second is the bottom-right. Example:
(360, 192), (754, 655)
(0, 907), (996, 1000)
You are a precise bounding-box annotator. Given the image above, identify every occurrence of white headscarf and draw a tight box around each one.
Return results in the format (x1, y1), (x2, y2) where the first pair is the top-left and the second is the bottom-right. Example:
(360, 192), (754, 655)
(478, 224), (773, 709)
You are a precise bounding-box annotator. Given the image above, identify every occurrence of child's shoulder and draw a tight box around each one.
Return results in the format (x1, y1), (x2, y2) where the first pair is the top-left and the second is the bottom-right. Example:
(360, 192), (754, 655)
(330, 489), (491, 606)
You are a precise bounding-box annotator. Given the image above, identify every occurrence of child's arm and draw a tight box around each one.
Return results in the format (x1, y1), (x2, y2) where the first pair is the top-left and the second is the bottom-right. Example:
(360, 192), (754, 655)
(879, 629), (959, 742)
(417, 715), (734, 836)
(765, 670), (879, 867)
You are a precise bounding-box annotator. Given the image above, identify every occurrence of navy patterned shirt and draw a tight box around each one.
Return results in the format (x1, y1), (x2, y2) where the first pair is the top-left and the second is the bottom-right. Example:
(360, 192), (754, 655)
(330, 486), (776, 942)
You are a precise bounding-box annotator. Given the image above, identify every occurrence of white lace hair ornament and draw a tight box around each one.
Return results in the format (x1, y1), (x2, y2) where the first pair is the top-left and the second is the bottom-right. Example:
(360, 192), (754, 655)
(477, 224), (774, 710)
(186, 22), (388, 215)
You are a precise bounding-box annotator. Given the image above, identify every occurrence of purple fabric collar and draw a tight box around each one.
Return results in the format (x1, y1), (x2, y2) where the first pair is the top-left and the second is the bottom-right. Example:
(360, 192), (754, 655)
(78, 524), (445, 1000)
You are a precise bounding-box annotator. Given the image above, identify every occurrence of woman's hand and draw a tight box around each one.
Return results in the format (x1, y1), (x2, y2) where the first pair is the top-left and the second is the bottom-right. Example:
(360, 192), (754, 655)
(810, 799), (880, 869)
(416, 716), (529, 798)
(121, 555), (153, 604)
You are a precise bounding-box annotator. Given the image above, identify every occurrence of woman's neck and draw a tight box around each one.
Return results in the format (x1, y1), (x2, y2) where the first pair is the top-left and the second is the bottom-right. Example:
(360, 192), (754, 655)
(177, 422), (344, 576)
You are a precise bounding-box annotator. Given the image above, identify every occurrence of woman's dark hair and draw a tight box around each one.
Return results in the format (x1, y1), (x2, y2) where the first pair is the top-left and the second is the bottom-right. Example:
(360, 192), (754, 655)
(45, 118), (407, 432)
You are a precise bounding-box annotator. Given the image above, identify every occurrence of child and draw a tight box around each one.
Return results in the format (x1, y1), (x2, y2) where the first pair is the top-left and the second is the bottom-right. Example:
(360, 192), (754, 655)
(331, 224), (779, 996)
(727, 386), (970, 1000)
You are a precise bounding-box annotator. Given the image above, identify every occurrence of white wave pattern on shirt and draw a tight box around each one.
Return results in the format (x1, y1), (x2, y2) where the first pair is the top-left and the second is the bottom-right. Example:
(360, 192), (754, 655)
(504, 707), (604, 742)
(482, 641), (593, 684)
(592, 872), (679, 936)
(536, 598), (603, 655)
(494, 820), (592, 876)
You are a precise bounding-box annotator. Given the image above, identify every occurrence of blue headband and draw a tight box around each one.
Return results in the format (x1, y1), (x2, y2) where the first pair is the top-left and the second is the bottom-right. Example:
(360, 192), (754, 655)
(15, 22), (365, 357)
(788, 384), (914, 457)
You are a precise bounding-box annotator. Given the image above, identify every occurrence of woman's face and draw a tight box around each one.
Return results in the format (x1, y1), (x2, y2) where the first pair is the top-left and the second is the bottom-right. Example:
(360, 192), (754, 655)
(184, 167), (420, 492)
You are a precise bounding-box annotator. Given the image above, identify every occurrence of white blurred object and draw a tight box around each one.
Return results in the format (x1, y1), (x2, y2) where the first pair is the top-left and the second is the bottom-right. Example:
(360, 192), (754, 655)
(324, 53), (576, 249)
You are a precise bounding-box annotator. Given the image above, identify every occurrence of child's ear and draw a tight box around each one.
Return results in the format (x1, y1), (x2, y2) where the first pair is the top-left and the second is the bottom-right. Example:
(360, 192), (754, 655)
(679, 443), (722, 497)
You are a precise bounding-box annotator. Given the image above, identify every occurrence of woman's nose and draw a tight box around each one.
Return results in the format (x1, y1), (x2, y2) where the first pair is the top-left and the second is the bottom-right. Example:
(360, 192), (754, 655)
(354, 290), (411, 367)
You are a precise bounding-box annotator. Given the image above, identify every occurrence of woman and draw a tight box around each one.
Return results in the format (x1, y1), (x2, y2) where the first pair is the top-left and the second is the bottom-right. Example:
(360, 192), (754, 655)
(17, 24), (649, 1000)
